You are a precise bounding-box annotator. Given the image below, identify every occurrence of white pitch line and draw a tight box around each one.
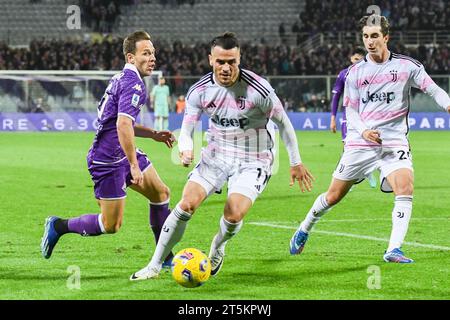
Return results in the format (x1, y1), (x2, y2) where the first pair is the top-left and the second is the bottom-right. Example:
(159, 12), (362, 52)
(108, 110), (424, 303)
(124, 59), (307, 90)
(248, 222), (450, 251)
(309, 217), (450, 223)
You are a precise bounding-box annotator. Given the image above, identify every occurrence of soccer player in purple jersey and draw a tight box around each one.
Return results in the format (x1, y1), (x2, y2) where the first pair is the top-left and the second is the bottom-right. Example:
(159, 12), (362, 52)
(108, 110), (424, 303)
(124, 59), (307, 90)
(290, 15), (450, 263)
(330, 47), (377, 188)
(41, 31), (176, 267)
(330, 47), (366, 139)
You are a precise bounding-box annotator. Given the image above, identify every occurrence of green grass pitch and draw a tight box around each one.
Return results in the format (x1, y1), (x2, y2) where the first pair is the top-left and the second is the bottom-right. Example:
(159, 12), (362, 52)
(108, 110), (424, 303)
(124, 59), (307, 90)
(0, 131), (449, 300)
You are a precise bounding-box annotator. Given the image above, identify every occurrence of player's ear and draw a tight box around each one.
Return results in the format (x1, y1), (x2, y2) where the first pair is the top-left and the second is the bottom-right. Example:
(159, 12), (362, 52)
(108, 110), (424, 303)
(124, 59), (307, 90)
(208, 54), (213, 67)
(126, 53), (135, 64)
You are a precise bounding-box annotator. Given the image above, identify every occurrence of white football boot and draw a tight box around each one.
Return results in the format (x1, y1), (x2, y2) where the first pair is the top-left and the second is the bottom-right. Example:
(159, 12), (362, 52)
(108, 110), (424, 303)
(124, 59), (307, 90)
(129, 264), (161, 281)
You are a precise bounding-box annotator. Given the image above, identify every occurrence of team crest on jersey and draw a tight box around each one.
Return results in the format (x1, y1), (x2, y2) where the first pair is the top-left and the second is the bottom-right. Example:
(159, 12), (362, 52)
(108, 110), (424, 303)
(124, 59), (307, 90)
(131, 93), (140, 107)
(390, 70), (398, 82)
(132, 83), (142, 92)
(237, 96), (247, 110)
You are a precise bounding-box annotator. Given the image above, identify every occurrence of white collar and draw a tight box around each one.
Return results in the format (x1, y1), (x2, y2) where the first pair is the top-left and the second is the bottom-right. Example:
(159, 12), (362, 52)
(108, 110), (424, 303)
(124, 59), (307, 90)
(123, 63), (143, 81)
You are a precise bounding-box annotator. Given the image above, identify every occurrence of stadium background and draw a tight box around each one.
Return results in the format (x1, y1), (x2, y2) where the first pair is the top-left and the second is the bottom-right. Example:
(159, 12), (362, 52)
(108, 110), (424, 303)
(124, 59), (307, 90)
(1, 0), (449, 130)
(0, 0), (449, 301)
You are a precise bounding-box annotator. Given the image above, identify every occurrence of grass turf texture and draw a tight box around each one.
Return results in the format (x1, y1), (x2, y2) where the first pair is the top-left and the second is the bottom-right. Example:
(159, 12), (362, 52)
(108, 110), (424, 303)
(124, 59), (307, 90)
(0, 131), (449, 300)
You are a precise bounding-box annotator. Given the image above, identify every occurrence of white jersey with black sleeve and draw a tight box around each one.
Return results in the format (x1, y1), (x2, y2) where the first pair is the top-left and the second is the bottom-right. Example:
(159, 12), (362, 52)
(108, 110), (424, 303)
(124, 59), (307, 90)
(179, 68), (302, 169)
(343, 51), (450, 149)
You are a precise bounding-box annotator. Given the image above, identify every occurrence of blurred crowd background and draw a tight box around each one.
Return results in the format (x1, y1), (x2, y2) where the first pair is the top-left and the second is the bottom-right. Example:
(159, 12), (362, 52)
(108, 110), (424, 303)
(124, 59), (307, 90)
(1, 0), (449, 113)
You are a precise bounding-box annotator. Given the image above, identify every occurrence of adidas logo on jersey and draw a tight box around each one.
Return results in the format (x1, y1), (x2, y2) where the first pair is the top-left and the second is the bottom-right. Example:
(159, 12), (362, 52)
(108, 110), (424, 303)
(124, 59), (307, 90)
(206, 102), (217, 109)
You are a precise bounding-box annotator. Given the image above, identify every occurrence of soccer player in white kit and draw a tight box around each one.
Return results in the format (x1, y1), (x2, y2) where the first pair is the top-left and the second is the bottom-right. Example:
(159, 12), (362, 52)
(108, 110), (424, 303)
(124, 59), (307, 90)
(130, 32), (314, 280)
(290, 15), (450, 263)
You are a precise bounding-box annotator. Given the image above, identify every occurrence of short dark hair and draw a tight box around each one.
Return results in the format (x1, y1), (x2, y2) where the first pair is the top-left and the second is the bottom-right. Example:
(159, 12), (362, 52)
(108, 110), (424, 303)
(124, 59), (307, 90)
(359, 15), (390, 36)
(211, 32), (240, 50)
(123, 30), (151, 60)
(352, 46), (366, 56)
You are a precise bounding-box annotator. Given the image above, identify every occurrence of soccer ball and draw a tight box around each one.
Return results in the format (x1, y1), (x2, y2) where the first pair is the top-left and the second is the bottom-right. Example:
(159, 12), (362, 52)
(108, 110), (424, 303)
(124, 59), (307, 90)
(171, 248), (211, 288)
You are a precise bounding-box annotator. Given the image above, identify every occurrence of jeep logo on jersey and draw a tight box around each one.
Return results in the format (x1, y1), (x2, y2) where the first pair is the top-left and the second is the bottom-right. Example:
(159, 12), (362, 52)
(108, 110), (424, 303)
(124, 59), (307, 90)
(211, 114), (249, 128)
(237, 96), (246, 110)
(362, 91), (395, 104)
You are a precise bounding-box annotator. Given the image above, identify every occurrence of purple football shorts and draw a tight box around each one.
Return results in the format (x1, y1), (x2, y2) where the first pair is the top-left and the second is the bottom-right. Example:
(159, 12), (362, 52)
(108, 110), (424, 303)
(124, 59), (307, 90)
(88, 152), (152, 200)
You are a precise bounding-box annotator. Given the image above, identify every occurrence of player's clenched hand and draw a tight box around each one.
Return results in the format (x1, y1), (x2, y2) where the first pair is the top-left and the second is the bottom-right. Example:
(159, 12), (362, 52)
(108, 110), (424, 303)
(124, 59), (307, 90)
(152, 130), (176, 148)
(180, 150), (194, 167)
(130, 164), (143, 185)
(447, 105), (450, 113)
(362, 129), (382, 144)
(289, 164), (314, 192)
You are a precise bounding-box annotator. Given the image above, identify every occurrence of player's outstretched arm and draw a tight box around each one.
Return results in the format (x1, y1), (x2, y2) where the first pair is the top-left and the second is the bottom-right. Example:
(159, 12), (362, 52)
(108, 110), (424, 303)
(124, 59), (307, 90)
(177, 88), (202, 167)
(178, 118), (195, 167)
(133, 125), (175, 148)
(410, 65), (450, 113)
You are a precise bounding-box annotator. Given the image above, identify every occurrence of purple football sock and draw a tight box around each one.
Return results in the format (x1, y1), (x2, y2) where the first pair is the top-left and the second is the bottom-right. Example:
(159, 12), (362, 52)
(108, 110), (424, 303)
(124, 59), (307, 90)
(67, 214), (103, 236)
(150, 202), (173, 260)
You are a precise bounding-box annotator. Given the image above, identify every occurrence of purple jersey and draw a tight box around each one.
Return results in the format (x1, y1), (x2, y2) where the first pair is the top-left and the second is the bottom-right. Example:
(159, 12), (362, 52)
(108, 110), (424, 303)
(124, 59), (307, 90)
(331, 67), (349, 116)
(87, 64), (147, 164)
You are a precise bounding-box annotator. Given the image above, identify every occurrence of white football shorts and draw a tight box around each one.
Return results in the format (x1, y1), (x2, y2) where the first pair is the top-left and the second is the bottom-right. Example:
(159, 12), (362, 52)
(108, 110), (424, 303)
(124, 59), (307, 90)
(188, 152), (272, 203)
(332, 145), (413, 192)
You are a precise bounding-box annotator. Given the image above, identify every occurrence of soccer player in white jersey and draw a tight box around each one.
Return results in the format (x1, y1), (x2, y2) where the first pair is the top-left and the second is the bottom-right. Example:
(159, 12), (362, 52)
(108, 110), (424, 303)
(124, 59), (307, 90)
(290, 15), (450, 263)
(130, 32), (314, 280)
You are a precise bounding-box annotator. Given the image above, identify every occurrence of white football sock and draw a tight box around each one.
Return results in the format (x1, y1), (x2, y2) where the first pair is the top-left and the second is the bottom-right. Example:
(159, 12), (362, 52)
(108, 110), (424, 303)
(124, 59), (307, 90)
(387, 195), (413, 252)
(299, 193), (332, 233)
(148, 204), (191, 269)
(210, 216), (243, 253)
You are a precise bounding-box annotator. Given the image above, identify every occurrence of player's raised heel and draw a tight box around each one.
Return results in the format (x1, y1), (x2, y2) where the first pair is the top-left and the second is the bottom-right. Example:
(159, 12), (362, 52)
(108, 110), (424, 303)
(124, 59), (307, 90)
(130, 265), (160, 281)
(290, 229), (309, 255)
(383, 248), (414, 263)
(40, 216), (62, 259)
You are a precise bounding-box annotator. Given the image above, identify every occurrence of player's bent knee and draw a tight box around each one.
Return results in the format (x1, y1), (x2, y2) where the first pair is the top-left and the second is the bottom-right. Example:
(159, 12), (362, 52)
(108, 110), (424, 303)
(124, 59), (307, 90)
(103, 222), (122, 234)
(326, 192), (343, 206)
(224, 203), (245, 222)
(179, 198), (199, 214)
(224, 215), (242, 224)
(156, 184), (170, 201)
(163, 185), (171, 199)
(395, 183), (414, 196)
